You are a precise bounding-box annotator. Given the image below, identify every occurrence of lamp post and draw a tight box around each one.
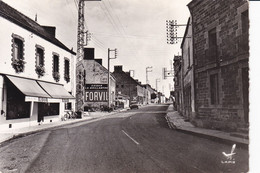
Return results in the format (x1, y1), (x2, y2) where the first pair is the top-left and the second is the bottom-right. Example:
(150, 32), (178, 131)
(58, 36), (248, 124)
(108, 48), (117, 109)
(146, 66), (152, 84)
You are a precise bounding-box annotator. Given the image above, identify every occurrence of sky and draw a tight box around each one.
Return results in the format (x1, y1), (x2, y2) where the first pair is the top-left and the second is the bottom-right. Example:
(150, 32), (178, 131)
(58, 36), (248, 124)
(2, 0), (192, 97)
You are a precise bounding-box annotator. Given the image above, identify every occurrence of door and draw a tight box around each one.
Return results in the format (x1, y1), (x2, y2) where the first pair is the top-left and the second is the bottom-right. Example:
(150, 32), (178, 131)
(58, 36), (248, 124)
(38, 103), (46, 123)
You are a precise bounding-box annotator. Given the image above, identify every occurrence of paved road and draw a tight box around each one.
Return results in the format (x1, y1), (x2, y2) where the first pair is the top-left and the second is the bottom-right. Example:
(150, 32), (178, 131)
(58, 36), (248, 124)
(0, 104), (248, 173)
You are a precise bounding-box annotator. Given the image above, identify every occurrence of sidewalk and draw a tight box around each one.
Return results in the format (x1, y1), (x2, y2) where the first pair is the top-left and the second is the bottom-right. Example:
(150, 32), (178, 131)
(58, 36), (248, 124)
(0, 108), (128, 145)
(165, 104), (249, 148)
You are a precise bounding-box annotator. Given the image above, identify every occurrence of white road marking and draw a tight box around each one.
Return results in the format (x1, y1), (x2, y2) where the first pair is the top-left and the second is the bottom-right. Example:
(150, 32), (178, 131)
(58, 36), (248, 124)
(122, 130), (140, 145)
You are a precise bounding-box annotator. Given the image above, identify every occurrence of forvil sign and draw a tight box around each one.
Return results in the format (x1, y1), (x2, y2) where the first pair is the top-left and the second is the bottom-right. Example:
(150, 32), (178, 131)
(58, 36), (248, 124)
(85, 90), (108, 102)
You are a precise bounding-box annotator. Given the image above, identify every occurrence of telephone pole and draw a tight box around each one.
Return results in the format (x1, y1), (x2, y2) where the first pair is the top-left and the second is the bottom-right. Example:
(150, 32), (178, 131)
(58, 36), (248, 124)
(76, 0), (101, 111)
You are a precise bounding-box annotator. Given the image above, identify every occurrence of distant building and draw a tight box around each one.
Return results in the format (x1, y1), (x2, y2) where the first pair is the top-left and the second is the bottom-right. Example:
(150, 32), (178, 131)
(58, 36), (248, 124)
(180, 17), (195, 120)
(173, 55), (183, 113)
(76, 48), (116, 111)
(142, 84), (152, 104)
(0, 1), (76, 129)
(188, 0), (249, 130)
(112, 66), (145, 105)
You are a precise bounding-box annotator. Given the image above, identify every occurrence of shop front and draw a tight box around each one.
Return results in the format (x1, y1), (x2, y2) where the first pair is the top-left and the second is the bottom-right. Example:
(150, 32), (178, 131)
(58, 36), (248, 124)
(0, 75), (74, 129)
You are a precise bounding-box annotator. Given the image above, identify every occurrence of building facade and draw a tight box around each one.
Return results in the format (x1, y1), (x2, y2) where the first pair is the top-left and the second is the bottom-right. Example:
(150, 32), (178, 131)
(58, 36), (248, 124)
(181, 17), (195, 120)
(188, 0), (249, 130)
(77, 48), (116, 111)
(0, 1), (76, 129)
(112, 66), (145, 105)
(173, 55), (183, 113)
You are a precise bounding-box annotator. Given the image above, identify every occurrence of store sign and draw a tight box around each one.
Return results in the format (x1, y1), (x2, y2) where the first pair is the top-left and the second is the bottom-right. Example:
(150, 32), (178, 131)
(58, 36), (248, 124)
(25, 96), (48, 102)
(62, 98), (69, 102)
(85, 84), (108, 102)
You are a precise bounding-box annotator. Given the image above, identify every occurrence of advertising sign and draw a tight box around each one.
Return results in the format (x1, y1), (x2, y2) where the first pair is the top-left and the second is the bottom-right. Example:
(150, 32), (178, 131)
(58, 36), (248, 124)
(85, 84), (108, 102)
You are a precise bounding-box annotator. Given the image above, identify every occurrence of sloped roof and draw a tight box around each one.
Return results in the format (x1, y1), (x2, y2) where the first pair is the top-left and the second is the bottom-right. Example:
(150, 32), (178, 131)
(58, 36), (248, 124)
(0, 1), (76, 55)
(112, 70), (143, 87)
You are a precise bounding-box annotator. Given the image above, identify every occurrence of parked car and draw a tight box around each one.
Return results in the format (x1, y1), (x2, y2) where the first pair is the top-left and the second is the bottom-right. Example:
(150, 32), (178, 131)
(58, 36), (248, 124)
(130, 104), (139, 109)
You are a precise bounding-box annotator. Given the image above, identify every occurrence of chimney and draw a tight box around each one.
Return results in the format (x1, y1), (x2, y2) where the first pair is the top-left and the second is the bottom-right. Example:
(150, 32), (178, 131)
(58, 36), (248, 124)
(114, 65), (123, 72)
(84, 48), (95, 60)
(43, 26), (56, 37)
(95, 59), (102, 65)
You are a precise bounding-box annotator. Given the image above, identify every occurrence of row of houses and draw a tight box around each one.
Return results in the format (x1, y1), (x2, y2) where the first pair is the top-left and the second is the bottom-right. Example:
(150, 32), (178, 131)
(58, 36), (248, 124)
(0, 1), (160, 129)
(174, 0), (249, 132)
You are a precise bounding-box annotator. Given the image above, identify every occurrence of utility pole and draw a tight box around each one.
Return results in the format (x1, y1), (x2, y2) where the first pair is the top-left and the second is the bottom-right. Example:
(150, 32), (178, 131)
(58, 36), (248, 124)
(156, 78), (160, 91)
(146, 66), (152, 84)
(166, 20), (191, 44)
(76, 0), (101, 112)
(108, 48), (117, 109)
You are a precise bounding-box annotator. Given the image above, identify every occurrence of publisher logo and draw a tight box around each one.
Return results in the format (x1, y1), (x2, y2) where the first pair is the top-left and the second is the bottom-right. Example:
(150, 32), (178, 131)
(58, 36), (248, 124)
(221, 144), (236, 164)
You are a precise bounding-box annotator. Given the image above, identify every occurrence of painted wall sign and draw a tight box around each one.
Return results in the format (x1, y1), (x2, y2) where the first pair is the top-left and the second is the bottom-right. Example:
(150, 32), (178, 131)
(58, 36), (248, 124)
(85, 84), (108, 90)
(85, 90), (108, 102)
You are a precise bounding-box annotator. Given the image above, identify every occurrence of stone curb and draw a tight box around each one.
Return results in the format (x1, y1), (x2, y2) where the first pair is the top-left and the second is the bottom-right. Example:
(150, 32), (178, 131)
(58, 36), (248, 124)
(165, 105), (249, 149)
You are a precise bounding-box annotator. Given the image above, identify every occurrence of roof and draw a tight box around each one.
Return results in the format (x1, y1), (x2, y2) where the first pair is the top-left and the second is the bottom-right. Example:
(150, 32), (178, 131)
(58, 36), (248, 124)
(180, 17), (191, 48)
(0, 1), (76, 55)
(112, 70), (143, 87)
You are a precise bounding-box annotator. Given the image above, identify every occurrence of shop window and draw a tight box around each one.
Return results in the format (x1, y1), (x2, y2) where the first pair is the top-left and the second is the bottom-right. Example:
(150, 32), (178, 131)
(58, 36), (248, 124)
(6, 80), (30, 119)
(64, 58), (70, 82)
(210, 74), (219, 105)
(39, 103), (60, 116)
(11, 34), (25, 73)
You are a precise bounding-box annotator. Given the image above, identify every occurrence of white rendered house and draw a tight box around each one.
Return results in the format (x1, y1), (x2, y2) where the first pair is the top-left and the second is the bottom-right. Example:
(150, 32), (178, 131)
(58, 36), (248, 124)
(0, 1), (76, 129)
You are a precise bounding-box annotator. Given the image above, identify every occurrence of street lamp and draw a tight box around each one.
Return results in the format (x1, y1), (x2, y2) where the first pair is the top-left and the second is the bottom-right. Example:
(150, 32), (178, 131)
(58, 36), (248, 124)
(146, 66), (152, 84)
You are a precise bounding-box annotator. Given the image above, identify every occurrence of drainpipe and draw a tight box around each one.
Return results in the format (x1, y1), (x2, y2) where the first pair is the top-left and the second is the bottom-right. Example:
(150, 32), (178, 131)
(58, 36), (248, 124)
(0, 75), (3, 112)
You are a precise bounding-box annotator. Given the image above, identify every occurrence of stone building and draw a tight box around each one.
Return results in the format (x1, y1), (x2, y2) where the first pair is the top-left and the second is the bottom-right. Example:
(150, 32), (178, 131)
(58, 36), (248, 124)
(188, 0), (249, 131)
(77, 48), (116, 111)
(0, 1), (76, 129)
(112, 66), (145, 105)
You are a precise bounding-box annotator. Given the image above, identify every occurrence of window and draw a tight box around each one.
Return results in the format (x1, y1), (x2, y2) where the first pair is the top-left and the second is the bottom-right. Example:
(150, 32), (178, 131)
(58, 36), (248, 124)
(13, 38), (24, 60)
(64, 59), (70, 82)
(35, 45), (45, 77)
(65, 102), (72, 110)
(208, 28), (218, 62)
(6, 80), (30, 120)
(53, 53), (60, 82)
(53, 54), (59, 73)
(11, 34), (25, 73)
(36, 47), (44, 66)
(39, 103), (60, 116)
(210, 74), (219, 105)
(241, 10), (249, 34)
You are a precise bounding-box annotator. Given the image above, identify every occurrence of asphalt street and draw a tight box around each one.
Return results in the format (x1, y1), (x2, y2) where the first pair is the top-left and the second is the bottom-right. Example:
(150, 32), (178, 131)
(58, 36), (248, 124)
(0, 104), (249, 173)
